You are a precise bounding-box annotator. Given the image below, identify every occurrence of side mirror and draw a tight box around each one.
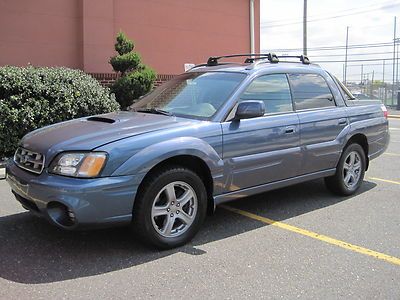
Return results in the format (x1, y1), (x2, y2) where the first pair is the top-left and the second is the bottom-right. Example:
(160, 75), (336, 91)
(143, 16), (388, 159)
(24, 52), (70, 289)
(234, 100), (265, 120)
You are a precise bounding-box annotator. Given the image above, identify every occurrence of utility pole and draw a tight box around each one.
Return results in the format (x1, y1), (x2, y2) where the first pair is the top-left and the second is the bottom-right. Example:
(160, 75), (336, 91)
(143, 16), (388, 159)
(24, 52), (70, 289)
(383, 60), (386, 103)
(342, 64), (345, 82)
(392, 16), (396, 105)
(371, 70), (375, 97)
(344, 26), (349, 85)
(303, 0), (307, 55)
(396, 38), (399, 85)
(361, 64), (363, 85)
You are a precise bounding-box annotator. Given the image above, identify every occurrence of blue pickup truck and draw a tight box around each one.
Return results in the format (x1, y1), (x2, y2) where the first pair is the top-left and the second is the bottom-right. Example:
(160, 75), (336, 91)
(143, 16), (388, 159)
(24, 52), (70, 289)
(6, 54), (389, 249)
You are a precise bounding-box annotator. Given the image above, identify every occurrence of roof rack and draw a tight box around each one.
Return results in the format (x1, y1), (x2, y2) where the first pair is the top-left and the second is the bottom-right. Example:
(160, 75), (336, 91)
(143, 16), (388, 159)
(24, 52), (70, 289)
(205, 53), (310, 66)
(188, 53), (311, 71)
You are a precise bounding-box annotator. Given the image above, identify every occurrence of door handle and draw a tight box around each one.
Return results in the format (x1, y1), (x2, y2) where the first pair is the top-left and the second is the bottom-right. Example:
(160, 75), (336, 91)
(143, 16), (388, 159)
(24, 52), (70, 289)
(285, 126), (295, 134)
(338, 118), (347, 125)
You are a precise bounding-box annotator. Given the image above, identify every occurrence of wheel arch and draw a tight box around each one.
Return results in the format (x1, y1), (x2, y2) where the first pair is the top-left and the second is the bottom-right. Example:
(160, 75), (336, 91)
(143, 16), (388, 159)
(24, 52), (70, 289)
(345, 133), (369, 170)
(134, 154), (216, 216)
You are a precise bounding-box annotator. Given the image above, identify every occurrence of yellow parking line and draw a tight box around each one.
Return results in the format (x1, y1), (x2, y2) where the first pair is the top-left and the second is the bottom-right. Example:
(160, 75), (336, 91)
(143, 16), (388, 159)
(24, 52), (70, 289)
(368, 177), (400, 185)
(221, 205), (400, 266)
(383, 152), (400, 157)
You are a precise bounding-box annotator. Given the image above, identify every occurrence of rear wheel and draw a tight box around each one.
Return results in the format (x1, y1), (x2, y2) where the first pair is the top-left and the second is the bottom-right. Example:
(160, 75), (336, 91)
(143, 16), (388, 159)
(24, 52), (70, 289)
(325, 143), (366, 196)
(132, 166), (207, 249)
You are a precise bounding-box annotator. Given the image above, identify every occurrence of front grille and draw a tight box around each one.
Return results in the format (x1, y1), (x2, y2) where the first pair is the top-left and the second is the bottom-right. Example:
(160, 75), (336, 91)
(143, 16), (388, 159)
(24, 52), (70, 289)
(14, 147), (45, 174)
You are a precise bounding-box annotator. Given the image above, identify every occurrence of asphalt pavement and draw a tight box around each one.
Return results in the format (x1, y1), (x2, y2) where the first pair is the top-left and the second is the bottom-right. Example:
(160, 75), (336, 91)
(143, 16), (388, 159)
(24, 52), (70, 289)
(0, 119), (399, 299)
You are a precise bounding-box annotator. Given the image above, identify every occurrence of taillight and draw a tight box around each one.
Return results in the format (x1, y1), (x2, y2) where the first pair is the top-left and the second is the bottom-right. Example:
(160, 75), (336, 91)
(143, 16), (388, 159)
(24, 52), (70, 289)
(381, 104), (388, 119)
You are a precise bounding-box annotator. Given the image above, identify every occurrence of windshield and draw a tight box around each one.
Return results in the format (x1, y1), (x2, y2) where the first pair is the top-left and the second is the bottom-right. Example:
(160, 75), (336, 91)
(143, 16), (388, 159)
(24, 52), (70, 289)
(131, 72), (246, 119)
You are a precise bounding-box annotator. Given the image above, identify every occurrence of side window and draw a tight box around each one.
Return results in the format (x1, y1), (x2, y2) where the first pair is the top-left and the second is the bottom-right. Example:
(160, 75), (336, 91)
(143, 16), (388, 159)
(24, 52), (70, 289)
(240, 74), (293, 114)
(332, 74), (355, 101)
(288, 73), (335, 110)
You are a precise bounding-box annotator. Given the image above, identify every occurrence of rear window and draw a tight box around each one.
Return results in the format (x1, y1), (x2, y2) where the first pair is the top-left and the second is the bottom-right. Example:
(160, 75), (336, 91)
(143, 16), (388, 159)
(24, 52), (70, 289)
(288, 73), (335, 110)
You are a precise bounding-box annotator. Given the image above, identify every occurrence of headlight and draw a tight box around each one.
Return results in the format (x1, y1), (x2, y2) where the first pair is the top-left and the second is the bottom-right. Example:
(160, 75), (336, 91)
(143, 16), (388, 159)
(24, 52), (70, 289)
(50, 152), (107, 178)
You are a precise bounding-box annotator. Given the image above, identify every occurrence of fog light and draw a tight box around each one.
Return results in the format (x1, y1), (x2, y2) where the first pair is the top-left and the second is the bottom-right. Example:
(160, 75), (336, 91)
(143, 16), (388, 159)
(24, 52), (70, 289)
(47, 202), (76, 227)
(67, 208), (75, 221)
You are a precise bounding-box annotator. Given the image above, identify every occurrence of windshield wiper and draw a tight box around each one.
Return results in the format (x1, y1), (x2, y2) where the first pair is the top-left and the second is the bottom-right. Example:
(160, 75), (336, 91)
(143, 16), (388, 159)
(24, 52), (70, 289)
(134, 108), (173, 116)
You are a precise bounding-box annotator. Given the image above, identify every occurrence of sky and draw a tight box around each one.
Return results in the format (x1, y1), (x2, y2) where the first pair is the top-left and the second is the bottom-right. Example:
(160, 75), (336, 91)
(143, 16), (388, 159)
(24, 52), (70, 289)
(260, 0), (400, 84)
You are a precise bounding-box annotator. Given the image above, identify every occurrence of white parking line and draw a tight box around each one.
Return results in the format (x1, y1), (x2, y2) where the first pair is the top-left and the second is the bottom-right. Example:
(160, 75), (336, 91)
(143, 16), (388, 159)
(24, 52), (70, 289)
(384, 153), (400, 157)
(0, 168), (5, 179)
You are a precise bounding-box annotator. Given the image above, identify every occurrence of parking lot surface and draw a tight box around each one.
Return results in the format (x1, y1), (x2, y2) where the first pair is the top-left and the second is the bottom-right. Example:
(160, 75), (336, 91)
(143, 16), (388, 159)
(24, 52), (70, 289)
(1, 119), (399, 299)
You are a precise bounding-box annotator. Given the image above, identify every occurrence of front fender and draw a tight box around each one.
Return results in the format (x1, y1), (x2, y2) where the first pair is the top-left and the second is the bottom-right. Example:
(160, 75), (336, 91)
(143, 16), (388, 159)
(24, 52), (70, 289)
(111, 137), (224, 191)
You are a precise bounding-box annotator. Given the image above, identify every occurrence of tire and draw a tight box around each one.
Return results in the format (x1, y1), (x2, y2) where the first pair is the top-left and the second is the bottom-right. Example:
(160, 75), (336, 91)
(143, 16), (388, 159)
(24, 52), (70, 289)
(132, 166), (207, 249)
(324, 143), (366, 196)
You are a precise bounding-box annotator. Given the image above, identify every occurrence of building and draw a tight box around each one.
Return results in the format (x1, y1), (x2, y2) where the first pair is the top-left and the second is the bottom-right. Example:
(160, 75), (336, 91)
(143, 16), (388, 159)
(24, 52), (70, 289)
(0, 0), (260, 82)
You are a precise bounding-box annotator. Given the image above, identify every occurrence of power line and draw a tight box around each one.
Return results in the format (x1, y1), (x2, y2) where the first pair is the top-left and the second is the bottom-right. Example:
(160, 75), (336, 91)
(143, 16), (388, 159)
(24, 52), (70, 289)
(260, 0), (396, 25)
(308, 51), (394, 58)
(264, 41), (394, 52)
(345, 63), (395, 67)
(315, 58), (394, 63)
(261, 2), (400, 28)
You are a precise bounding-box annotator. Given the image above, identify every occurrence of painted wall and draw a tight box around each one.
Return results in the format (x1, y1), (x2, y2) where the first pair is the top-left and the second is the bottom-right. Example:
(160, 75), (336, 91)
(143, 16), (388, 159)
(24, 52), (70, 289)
(0, 0), (83, 69)
(0, 0), (260, 74)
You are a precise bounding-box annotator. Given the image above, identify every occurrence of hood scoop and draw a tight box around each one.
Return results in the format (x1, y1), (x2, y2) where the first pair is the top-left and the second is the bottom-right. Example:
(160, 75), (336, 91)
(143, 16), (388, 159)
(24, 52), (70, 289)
(86, 116), (116, 124)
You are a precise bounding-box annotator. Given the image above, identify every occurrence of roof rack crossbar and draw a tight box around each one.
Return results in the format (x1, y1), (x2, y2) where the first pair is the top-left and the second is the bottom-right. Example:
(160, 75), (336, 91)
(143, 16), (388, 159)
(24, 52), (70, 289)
(278, 55), (310, 65)
(207, 53), (277, 66)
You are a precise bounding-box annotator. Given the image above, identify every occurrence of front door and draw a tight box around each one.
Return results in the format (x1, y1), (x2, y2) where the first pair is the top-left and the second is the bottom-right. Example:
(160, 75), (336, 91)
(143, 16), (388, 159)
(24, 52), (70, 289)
(221, 74), (301, 192)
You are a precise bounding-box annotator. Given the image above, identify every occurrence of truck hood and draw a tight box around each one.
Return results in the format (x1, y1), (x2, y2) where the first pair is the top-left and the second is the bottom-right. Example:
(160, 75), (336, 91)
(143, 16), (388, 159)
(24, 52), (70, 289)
(20, 111), (193, 161)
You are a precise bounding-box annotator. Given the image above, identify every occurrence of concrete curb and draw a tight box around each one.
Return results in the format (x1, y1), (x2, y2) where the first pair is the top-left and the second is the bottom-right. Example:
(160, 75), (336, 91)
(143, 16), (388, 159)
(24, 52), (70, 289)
(0, 159), (7, 180)
(388, 115), (400, 119)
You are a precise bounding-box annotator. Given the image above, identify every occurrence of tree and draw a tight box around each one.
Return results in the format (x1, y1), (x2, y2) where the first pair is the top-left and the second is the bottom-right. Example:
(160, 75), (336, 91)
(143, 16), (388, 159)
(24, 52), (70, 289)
(110, 32), (156, 109)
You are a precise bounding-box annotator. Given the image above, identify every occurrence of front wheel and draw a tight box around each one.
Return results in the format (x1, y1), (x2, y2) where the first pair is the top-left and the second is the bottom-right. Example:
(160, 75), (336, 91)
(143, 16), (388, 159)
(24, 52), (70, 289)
(325, 143), (366, 196)
(132, 166), (207, 249)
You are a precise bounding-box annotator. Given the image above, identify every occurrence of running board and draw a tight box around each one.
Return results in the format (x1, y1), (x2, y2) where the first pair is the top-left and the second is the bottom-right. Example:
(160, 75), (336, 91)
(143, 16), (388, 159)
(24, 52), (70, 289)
(214, 168), (336, 205)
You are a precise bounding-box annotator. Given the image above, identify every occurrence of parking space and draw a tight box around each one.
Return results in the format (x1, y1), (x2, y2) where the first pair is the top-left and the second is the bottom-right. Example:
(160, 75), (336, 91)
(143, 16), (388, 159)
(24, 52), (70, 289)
(0, 119), (399, 299)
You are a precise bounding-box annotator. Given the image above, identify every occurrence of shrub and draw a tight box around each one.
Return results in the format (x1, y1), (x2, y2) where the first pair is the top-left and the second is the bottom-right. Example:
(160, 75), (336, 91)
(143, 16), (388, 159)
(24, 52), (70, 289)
(109, 52), (141, 74)
(114, 31), (134, 56)
(111, 67), (156, 109)
(109, 32), (156, 109)
(0, 66), (120, 158)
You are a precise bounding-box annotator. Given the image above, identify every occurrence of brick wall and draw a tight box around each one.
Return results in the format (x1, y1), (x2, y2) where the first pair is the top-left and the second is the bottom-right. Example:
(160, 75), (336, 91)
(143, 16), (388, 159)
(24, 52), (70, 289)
(89, 73), (177, 88)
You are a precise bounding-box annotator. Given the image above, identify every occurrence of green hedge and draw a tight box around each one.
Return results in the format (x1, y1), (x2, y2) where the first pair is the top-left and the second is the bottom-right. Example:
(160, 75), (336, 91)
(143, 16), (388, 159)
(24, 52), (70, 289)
(0, 66), (120, 158)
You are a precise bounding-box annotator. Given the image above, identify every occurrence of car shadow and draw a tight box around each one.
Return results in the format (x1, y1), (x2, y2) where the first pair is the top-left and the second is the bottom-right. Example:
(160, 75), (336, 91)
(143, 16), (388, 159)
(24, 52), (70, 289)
(0, 179), (376, 284)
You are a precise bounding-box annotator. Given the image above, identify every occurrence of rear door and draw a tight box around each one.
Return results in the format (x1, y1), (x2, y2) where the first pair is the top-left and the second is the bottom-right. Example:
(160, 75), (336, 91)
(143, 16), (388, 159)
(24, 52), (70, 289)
(288, 73), (348, 175)
(221, 74), (301, 192)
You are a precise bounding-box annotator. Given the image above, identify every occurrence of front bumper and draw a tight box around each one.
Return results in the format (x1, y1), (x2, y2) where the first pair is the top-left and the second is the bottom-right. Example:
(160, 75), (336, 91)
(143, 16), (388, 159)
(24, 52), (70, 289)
(6, 161), (143, 229)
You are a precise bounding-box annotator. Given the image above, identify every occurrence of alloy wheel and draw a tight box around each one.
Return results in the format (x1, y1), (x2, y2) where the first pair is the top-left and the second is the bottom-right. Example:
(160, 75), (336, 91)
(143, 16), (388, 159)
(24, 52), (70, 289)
(343, 151), (362, 189)
(151, 181), (198, 238)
